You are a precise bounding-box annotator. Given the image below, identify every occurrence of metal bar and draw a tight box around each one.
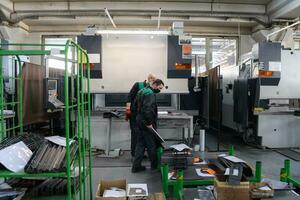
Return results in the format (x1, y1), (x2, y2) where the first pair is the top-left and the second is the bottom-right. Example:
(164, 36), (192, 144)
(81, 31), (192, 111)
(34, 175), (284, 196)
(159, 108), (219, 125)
(76, 49), (83, 200)
(47, 55), (77, 63)
(16, 56), (23, 134)
(64, 40), (72, 200)
(80, 50), (87, 199)
(0, 43), (75, 47)
(284, 159), (291, 177)
(0, 52), (4, 139)
(86, 49), (93, 200)
(2, 125), (21, 132)
(174, 170), (183, 200)
(0, 50), (66, 56)
(157, 8), (162, 29)
(287, 177), (300, 188)
(68, 105), (78, 109)
(229, 145), (234, 156)
(157, 147), (163, 169)
(0, 50), (52, 56)
(267, 21), (300, 41)
(4, 77), (20, 80)
(0, 170), (66, 178)
(161, 164), (169, 197)
(0, 102), (20, 106)
(105, 8), (117, 29)
(280, 167), (287, 182)
(181, 180), (214, 186)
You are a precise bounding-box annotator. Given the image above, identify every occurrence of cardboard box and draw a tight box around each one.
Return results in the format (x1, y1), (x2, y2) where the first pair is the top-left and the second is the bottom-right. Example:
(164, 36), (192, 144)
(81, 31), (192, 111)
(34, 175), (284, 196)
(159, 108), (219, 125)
(147, 193), (166, 200)
(127, 184), (148, 200)
(250, 182), (274, 199)
(214, 175), (250, 200)
(95, 179), (127, 200)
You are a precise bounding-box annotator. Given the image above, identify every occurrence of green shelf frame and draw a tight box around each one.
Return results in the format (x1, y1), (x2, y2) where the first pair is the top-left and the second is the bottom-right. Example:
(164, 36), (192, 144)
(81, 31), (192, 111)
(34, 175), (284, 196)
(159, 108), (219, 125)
(0, 170), (67, 178)
(0, 40), (93, 200)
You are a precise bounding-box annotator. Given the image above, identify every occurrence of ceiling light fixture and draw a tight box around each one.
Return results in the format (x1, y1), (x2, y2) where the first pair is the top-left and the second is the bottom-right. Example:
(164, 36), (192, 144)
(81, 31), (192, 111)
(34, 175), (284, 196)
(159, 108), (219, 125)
(96, 29), (169, 35)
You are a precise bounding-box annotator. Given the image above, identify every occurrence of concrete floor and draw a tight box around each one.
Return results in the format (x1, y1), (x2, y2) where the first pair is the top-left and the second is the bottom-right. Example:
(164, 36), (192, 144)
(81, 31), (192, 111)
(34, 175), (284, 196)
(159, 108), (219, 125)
(91, 132), (300, 199)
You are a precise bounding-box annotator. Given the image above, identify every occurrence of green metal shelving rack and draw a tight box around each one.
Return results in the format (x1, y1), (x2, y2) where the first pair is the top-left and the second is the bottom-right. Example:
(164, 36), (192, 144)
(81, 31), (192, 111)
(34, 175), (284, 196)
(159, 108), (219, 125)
(0, 40), (93, 200)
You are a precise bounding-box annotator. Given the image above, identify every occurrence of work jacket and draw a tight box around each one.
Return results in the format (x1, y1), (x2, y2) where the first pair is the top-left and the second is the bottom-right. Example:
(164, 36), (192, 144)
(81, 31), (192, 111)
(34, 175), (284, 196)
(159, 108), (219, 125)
(127, 81), (148, 114)
(136, 87), (158, 129)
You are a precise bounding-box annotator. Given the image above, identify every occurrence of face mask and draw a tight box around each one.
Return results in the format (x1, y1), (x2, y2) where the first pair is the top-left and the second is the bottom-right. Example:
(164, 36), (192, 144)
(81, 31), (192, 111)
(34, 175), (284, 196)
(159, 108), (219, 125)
(153, 89), (160, 94)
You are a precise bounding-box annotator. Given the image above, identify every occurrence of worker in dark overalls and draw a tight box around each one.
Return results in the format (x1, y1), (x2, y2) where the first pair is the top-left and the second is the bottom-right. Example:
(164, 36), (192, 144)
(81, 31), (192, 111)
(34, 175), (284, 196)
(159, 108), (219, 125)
(132, 79), (164, 173)
(126, 73), (156, 158)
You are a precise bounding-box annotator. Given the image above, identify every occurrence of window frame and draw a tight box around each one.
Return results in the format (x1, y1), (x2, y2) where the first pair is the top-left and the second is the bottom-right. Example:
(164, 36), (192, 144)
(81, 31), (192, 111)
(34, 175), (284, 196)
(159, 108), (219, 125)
(191, 36), (239, 75)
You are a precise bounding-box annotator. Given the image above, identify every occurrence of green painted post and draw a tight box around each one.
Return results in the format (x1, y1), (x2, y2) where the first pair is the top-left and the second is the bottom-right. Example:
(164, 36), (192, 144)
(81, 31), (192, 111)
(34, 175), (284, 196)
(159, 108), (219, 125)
(0, 53), (4, 139)
(284, 159), (291, 177)
(162, 164), (169, 197)
(64, 41), (72, 200)
(84, 50), (93, 200)
(280, 168), (287, 182)
(16, 56), (23, 134)
(175, 170), (183, 200)
(229, 145), (234, 156)
(255, 161), (262, 182)
(157, 147), (163, 168)
(80, 50), (87, 199)
(76, 49), (83, 200)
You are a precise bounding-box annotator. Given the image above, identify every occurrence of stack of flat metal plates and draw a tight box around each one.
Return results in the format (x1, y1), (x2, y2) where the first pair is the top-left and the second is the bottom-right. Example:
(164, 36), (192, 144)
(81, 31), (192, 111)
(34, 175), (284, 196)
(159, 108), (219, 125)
(25, 141), (78, 173)
(6, 178), (79, 197)
(0, 134), (78, 173)
(0, 134), (44, 152)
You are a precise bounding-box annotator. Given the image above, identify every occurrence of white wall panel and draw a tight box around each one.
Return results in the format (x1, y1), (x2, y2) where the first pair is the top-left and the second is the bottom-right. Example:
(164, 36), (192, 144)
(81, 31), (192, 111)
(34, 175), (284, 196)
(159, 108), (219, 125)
(90, 34), (189, 93)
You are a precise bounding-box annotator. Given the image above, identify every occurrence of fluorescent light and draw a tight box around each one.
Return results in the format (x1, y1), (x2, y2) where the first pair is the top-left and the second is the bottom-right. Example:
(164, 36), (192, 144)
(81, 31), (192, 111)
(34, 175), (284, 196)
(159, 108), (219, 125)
(96, 29), (169, 35)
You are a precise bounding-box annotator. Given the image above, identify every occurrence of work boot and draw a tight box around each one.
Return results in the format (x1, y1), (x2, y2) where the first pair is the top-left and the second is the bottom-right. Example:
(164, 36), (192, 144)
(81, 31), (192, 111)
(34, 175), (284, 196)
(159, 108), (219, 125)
(131, 166), (146, 173)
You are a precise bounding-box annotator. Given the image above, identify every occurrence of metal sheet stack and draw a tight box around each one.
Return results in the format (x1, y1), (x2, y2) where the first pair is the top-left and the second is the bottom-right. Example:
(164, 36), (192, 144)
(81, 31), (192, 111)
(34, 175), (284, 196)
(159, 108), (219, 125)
(25, 141), (78, 173)
(6, 177), (79, 197)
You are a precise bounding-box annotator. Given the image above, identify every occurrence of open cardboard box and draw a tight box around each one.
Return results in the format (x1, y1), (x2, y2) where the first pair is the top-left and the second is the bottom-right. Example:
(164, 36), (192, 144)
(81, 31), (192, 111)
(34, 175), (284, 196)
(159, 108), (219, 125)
(214, 175), (250, 200)
(95, 179), (127, 200)
(147, 193), (166, 200)
(250, 182), (274, 199)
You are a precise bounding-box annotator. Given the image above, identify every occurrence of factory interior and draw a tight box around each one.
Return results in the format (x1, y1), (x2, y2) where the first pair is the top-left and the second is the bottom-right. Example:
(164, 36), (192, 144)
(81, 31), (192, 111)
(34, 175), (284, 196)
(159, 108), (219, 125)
(0, 0), (300, 199)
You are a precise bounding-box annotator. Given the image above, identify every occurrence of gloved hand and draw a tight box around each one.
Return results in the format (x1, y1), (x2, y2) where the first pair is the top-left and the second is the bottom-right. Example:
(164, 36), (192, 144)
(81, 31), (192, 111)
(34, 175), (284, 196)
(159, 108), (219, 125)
(125, 107), (131, 121)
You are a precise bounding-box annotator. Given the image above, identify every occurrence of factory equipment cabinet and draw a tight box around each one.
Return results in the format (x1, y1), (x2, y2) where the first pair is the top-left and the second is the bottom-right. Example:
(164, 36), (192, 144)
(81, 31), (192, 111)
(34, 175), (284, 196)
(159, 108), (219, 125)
(0, 41), (92, 200)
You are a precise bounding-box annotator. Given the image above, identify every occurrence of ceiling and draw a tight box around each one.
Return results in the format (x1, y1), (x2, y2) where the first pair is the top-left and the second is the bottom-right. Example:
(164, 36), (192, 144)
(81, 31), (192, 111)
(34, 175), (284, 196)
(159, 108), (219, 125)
(0, 0), (299, 33)
(9, 0), (272, 4)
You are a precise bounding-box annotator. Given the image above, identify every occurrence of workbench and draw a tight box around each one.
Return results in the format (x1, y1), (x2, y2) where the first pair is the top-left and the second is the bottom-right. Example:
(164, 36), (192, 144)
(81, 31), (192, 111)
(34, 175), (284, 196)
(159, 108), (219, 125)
(157, 112), (194, 145)
(90, 111), (194, 153)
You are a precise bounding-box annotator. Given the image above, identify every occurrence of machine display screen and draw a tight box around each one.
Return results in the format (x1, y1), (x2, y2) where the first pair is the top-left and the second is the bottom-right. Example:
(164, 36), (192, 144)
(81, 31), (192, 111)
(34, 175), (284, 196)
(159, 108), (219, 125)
(48, 80), (57, 91)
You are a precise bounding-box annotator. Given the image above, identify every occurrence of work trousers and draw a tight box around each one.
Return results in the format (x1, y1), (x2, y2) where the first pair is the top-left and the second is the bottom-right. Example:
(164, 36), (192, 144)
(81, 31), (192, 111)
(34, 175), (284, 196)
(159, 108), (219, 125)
(132, 125), (158, 169)
(129, 115), (138, 157)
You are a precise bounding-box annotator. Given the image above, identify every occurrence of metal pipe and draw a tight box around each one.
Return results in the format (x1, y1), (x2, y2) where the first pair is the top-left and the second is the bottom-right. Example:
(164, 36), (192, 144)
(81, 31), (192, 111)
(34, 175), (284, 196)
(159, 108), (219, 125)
(267, 21), (300, 41)
(104, 8), (117, 29)
(157, 8), (161, 29)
